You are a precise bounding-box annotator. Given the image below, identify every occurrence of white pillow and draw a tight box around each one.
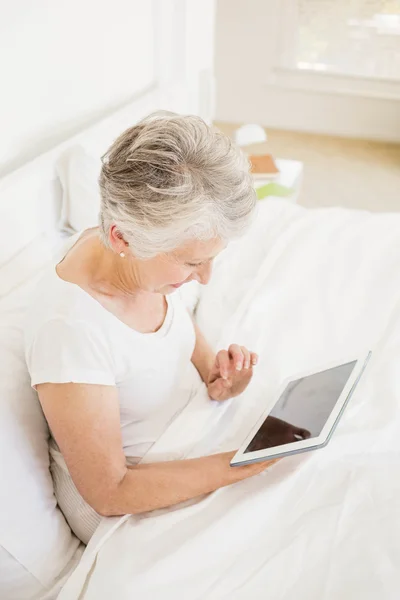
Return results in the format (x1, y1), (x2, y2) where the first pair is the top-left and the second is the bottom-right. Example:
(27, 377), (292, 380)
(0, 238), (84, 599)
(0, 233), (52, 299)
(0, 156), (64, 269)
(0, 546), (45, 600)
(56, 145), (101, 233)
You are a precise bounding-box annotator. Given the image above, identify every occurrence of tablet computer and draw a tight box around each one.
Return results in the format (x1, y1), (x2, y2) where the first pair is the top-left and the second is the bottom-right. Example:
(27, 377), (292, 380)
(231, 351), (371, 467)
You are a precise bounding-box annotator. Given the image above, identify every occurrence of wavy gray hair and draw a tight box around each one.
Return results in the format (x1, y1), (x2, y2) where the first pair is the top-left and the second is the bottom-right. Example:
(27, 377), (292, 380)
(99, 111), (256, 259)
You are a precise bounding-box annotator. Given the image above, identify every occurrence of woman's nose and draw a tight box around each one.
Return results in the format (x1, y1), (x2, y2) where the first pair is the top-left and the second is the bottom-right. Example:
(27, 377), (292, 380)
(194, 261), (213, 285)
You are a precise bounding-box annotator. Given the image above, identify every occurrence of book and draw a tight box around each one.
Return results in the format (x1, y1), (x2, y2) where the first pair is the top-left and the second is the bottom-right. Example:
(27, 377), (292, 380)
(249, 153), (280, 180)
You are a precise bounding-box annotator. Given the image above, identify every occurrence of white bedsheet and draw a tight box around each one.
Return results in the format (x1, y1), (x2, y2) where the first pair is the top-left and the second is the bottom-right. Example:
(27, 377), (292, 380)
(58, 200), (400, 600)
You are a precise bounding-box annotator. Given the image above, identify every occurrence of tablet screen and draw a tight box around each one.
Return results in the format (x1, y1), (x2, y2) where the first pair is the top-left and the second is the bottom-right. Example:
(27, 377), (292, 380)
(244, 361), (357, 453)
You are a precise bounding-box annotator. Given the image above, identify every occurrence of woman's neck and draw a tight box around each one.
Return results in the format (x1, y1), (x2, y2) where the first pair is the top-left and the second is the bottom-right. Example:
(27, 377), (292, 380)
(57, 229), (143, 300)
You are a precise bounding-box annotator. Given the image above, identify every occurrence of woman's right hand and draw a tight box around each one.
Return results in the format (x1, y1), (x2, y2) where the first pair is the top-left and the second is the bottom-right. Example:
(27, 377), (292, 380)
(221, 450), (279, 484)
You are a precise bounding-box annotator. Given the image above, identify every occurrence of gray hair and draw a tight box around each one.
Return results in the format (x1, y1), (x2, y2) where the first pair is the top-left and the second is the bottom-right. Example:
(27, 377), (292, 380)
(99, 111), (256, 259)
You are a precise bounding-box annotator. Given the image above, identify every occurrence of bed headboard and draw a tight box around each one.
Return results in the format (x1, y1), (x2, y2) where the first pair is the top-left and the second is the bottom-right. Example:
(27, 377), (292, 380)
(0, 89), (165, 267)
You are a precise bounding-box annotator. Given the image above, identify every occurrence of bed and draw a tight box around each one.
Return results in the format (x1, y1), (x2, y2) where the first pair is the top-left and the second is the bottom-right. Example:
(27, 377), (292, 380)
(1, 100), (400, 600)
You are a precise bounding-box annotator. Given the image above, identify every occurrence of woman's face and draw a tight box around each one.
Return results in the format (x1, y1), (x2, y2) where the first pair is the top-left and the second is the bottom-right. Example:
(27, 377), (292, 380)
(131, 237), (226, 294)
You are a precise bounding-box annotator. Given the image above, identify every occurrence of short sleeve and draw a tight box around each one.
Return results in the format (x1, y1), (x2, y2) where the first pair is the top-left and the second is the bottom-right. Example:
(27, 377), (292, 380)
(25, 318), (116, 388)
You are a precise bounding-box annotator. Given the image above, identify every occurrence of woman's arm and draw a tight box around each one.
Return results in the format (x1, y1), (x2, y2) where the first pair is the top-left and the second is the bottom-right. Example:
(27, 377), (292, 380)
(190, 319), (215, 382)
(37, 382), (275, 517)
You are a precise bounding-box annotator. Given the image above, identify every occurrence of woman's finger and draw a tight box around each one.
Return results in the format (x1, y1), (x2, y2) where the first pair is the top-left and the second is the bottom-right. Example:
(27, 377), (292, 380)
(216, 350), (230, 379)
(210, 377), (231, 401)
(250, 352), (258, 367)
(240, 346), (251, 369)
(228, 344), (244, 371)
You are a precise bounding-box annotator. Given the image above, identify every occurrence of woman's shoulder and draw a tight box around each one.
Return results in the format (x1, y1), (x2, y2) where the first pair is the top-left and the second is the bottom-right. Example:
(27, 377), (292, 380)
(24, 270), (117, 388)
(29, 266), (90, 318)
(23, 264), (106, 346)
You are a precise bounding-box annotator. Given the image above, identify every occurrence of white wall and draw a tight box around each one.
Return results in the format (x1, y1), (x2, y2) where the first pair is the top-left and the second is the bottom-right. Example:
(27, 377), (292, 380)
(0, 0), (155, 176)
(215, 0), (400, 142)
(0, 0), (217, 177)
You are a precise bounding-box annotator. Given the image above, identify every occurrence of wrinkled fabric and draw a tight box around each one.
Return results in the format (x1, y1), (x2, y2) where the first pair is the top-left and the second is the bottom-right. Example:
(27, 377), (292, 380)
(58, 200), (400, 600)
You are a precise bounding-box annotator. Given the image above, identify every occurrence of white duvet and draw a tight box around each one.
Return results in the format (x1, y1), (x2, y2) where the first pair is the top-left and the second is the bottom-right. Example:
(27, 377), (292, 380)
(58, 200), (400, 600)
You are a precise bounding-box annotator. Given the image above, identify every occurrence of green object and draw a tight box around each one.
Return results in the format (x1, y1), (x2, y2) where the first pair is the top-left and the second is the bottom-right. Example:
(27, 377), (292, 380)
(255, 182), (293, 200)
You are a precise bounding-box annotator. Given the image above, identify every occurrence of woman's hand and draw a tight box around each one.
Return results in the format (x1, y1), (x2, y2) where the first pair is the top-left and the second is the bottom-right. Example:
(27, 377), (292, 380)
(207, 344), (258, 401)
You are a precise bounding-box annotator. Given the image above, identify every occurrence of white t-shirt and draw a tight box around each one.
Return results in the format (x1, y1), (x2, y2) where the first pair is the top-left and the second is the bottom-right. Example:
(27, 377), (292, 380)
(24, 234), (199, 543)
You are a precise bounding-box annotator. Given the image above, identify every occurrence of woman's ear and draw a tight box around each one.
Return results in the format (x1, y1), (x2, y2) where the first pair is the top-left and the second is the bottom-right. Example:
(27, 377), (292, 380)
(109, 225), (129, 254)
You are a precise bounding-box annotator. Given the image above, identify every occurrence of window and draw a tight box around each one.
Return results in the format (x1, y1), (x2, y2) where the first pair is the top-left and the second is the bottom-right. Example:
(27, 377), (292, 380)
(290, 0), (400, 81)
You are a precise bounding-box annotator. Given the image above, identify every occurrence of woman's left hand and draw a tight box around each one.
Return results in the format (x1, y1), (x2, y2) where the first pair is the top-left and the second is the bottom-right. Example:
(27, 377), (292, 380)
(207, 344), (258, 402)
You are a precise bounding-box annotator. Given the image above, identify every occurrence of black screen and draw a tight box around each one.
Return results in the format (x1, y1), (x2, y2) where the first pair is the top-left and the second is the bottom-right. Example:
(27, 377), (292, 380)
(244, 361), (357, 453)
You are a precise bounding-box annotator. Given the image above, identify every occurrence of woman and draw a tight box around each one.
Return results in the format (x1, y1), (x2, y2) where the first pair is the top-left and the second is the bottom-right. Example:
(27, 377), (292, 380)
(25, 112), (276, 545)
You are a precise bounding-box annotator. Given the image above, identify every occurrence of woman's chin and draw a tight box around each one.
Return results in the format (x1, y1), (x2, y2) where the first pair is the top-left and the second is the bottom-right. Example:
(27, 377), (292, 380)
(158, 281), (187, 294)
(158, 284), (179, 294)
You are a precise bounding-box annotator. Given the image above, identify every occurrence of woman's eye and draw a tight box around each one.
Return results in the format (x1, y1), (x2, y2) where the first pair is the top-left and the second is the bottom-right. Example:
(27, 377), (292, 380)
(187, 262), (203, 268)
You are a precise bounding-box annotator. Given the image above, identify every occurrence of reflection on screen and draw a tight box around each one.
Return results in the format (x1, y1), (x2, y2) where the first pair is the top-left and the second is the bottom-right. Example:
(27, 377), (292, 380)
(244, 361), (357, 453)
